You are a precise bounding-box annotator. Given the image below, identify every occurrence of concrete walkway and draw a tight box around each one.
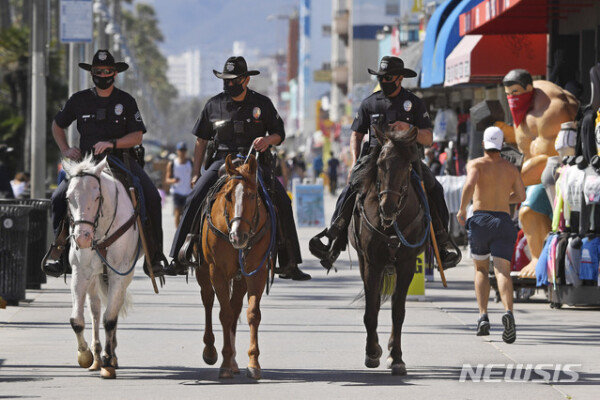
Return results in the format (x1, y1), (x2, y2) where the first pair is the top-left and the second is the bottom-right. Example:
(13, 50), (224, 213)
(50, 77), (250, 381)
(1, 194), (598, 399)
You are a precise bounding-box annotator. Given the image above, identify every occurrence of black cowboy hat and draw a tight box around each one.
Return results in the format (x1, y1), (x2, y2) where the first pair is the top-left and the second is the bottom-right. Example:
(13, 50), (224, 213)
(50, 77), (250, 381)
(367, 56), (417, 78)
(78, 49), (129, 73)
(213, 56), (260, 79)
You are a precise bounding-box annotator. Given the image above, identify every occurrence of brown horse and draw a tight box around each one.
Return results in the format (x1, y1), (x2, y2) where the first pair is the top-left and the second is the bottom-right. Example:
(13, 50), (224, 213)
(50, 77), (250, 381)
(195, 154), (273, 380)
(349, 125), (430, 375)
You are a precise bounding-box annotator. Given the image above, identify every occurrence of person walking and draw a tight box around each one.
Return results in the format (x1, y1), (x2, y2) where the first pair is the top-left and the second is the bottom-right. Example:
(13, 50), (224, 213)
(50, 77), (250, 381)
(457, 126), (526, 343)
(327, 151), (340, 195)
(165, 142), (193, 227)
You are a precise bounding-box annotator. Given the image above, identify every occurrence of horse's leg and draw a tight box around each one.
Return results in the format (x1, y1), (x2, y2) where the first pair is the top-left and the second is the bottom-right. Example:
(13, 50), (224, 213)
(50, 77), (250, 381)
(87, 275), (103, 371)
(211, 267), (235, 379)
(100, 278), (127, 379)
(245, 268), (267, 380)
(362, 256), (384, 368)
(229, 276), (247, 375)
(387, 259), (415, 376)
(70, 269), (93, 369)
(196, 266), (218, 366)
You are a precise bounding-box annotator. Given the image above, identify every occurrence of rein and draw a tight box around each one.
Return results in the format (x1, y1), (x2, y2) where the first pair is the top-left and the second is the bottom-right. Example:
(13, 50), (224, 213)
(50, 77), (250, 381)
(67, 168), (140, 276)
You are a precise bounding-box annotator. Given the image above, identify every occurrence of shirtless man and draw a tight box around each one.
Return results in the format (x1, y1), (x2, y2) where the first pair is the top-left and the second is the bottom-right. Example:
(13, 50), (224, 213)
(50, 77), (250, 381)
(457, 126), (526, 344)
(502, 69), (579, 278)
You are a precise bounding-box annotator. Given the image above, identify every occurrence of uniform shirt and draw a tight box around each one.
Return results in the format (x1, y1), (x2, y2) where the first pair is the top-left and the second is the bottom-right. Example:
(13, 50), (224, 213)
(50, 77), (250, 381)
(192, 89), (285, 142)
(54, 88), (147, 154)
(351, 88), (432, 148)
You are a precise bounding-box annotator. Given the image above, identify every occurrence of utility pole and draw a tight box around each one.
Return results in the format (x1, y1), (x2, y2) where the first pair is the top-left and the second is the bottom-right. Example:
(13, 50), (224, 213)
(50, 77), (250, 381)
(96, 0), (109, 49)
(67, 43), (80, 146)
(30, 0), (48, 199)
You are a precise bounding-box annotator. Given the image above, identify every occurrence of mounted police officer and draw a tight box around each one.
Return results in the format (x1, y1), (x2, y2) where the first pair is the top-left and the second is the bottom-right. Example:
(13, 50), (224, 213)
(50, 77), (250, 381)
(166, 56), (310, 281)
(309, 56), (461, 270)
(42, 49), (167, 278)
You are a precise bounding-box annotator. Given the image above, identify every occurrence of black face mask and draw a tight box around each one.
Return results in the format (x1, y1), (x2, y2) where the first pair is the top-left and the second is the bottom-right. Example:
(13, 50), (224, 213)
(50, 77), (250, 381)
(379, 77), (399, 96)
(223, 79), (245, 97)
(93, 74), (115, 90)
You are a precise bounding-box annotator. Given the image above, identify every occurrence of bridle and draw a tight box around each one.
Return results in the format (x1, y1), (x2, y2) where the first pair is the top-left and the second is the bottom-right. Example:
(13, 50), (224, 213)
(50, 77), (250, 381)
(224, 175), (262, 239)
(67, 173), (104, 231)
(376, 161), (412, 226)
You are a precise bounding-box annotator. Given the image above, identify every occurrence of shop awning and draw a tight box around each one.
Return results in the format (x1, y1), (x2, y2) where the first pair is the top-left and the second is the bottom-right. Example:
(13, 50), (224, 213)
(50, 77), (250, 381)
(421, 0), (463, 88)
(423, 0), (484, 88)
(459, 0), (597, 36)
(444, 34), (547, 86)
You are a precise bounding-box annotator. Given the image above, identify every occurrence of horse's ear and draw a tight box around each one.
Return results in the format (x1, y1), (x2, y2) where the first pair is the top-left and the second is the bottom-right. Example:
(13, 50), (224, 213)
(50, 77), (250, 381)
(225, 154), (237, 176)
(388, 125), (418, 145)
(93, 157), (108, 176)
(246, 154), (257, 177)
(372, 123), (387, 145)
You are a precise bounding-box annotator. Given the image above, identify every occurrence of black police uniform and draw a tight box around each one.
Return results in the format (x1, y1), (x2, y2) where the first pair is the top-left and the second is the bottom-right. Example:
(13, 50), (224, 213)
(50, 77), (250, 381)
(51, 87), (164, 256)
(328, 88), (450, 251)
(169, 89), (302, 267)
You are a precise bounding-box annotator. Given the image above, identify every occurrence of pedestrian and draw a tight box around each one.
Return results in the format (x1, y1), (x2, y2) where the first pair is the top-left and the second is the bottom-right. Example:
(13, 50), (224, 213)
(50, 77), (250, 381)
(42, 49), (167, 278)
(166, 56), (310, 280)
(327, 151), (340, 195)
(313, 152), (323, 180)
(310, 56), (461, 271)
(165, 141), (193, 227)
(457, 126), (526, 343)
(10, 172), (28, 198)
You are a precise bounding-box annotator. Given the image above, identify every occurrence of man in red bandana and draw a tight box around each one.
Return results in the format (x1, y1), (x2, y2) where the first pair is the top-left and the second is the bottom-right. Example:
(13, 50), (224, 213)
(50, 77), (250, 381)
(502, 69), (579, 278)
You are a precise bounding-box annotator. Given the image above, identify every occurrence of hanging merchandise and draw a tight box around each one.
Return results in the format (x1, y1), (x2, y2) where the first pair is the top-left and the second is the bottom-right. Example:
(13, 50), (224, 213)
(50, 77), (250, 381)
(433, 109), (458, 142)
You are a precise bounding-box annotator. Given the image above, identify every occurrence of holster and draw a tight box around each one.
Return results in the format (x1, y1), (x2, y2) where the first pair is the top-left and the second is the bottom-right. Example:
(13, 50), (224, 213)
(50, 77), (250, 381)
(204, 140), (217, 169)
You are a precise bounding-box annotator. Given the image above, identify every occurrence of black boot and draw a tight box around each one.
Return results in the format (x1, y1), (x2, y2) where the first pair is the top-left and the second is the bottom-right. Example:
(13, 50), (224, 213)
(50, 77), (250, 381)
(41, 220), (71, 278)
(278, 264), (312, 281)
(139, 220), (167, 278)
(435, 230), (462, 269)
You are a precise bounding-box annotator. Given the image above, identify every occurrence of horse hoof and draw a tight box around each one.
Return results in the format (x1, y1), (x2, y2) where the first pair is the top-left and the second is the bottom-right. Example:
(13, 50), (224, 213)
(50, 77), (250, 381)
(219, 368), (233, 379)
(88, 359), (102, 371)
(391, 363), (407, 376)
(77, 349), (93, 368)
(365, 356), (380, 368)
(247, 367), (262, 380)
(203, 346), (218, 365)
(386, 356), (393, 369)
(111, 357), (119, 369)
(100, 367), (116, 379)
(232, 362), (240, 375)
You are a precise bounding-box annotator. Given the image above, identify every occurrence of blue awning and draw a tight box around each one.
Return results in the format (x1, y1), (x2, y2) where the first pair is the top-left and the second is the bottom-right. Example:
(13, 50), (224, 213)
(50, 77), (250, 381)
(421, 0), (484, 88)
(421, 0), (462, 89)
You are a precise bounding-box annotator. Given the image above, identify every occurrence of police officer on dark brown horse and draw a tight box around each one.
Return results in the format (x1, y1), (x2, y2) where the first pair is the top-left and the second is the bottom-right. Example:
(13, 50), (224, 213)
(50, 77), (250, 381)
(42, 49), (168, 278)
(166, 56), (310, 280)
(310, 56), (461, 270)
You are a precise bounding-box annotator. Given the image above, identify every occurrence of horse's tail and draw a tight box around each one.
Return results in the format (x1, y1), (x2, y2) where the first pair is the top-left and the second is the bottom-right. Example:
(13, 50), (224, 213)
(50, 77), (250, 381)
(95, 274), (133, 318)
(352, 268), (396, 305)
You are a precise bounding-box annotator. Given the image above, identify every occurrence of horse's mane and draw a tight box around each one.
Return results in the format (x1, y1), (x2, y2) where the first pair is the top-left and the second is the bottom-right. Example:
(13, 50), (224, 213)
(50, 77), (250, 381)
(62, 154), (98, 177)
(351, 144), (382, 194)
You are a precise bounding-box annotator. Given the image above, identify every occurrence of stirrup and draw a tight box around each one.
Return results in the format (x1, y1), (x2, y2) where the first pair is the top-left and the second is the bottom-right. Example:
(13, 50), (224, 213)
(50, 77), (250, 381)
(178, 233), (199, 267)
(41, 244), (68, 278)
(309, 229), (331, 259)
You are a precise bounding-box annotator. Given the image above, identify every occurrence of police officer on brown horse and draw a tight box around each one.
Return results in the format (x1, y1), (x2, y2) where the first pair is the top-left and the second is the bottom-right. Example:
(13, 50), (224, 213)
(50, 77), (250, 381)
(310, 56), (461, 270)
(166, 56), (310, 280)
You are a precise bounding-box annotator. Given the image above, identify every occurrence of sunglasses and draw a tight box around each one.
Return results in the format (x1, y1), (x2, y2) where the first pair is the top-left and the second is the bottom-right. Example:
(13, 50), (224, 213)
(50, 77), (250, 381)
(379, 74), (400, 82)
(91, 67), (116, 75)
(225, 76), (245, 85)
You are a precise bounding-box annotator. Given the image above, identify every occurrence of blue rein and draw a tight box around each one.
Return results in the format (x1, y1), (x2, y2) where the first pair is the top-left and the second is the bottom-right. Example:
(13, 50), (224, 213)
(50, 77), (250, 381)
(392, 170), (431, 249)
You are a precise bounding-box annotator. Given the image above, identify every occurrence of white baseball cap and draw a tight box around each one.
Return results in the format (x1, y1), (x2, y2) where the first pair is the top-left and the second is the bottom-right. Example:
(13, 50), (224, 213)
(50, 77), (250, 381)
(483, 126), (504, 151)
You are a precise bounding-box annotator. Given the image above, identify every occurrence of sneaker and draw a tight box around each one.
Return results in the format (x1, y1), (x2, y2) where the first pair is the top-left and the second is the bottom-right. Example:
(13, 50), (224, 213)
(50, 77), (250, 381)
(502, 311), (516, 344)
(476, 314), (490, 336)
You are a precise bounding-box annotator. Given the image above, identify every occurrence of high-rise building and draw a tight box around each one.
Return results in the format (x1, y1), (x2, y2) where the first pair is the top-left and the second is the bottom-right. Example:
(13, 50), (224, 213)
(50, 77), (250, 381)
(167, 49), (201, 98)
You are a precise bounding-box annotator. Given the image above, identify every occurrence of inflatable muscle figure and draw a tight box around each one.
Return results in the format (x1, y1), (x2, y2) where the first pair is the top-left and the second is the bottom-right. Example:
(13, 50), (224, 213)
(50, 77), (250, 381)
(502, 69), (579, 278)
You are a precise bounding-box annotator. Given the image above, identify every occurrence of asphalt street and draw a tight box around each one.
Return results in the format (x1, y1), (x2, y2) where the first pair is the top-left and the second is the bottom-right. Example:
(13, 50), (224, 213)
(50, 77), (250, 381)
(1, 192), (599, 399)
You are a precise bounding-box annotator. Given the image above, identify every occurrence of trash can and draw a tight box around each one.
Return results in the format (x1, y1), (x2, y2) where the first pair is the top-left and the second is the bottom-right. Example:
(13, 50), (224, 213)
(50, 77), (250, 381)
(0, 205), (31, 305)
(0, 199), (51, 289)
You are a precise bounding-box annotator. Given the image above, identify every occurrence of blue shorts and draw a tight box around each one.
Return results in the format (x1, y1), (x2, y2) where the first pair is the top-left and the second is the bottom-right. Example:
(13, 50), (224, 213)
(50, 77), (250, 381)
(467, 211), (517, 261)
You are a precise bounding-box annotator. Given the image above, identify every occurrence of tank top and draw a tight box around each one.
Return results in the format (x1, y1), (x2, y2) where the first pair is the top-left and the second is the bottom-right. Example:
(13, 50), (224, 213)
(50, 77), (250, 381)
(170, 158), (192, 196)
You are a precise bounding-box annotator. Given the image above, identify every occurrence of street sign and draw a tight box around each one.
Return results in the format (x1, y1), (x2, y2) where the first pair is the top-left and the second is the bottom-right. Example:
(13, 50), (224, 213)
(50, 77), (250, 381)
(60, 0), (93, 43)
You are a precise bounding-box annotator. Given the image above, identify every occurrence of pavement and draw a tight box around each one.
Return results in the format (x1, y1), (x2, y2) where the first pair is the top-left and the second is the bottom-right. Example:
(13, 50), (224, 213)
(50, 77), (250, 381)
(1, 192), (599, 399)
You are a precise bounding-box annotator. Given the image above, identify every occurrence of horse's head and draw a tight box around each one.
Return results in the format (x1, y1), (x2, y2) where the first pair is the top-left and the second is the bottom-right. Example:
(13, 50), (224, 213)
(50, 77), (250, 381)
(222, 154), (260, 249)
(373, 124), (419, 227)
(63, 155), (108, 249)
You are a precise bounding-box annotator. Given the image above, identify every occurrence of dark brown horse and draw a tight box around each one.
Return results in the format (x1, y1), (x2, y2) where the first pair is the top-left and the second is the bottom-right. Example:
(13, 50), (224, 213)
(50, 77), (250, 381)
(195, 154), (273, 380)
(349, 125), (430, 375)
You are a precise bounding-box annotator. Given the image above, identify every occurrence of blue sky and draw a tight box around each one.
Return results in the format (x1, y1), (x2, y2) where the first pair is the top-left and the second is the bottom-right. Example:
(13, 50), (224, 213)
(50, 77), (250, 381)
(134, 0), (331, 98)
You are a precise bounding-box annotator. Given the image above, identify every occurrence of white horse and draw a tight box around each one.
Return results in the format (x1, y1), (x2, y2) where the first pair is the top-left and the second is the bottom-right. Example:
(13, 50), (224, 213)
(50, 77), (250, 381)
(63, 155), (140, 379)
